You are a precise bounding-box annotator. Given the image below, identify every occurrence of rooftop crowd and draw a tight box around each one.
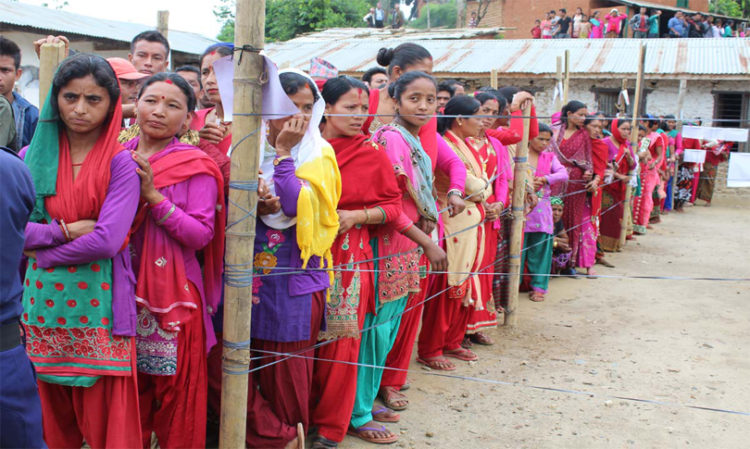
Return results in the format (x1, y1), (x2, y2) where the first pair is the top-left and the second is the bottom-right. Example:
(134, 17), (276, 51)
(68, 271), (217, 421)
(0, 26), (732, 449)
(532, 7), (746, 39)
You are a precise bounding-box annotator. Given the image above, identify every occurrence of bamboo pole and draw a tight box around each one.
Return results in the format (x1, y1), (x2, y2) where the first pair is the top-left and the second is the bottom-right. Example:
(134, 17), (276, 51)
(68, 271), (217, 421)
(219, 0), (265, 447)
(38, 42), (66, 108)
(619, 43), (647, 248)
(503, 102), (532, 327)
(490, 68), (498, 89)
(554, 56), (562, 111)
(563, 50), (570, 105)
(671, 79), (687, 210)
(157, 10), (169, 38)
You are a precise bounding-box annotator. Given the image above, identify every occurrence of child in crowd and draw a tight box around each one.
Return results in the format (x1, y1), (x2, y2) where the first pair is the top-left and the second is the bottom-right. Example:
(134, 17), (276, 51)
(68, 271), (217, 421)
(531, 19), (542, 38)
(578, 15), (592, 39)
(551, 198), (572, 275)
(521, 124), (568, 302)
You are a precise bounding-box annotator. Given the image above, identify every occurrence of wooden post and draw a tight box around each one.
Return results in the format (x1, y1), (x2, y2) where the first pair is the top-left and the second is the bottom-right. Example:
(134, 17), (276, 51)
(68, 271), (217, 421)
(490, 68), (498, 89)
(157, 11), (170, 70)
(554, 56), (562, 111)
(219, 0), (265, 447)
(563, 50), (570, 105)
(503, 102), (532, 327)
(38, 42), (66, 108)
(157, 10), (169, 38)
(619, 43), (646, 248)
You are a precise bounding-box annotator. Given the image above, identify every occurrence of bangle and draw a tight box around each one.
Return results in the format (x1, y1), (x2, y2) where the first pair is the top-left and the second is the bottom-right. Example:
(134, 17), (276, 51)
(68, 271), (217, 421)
(447, 189), (462, 198)
(375, 206), (387, 224)
(363, 207), (371, 223)
(59, 219), (72, 242)
(400, 222), (414, 233)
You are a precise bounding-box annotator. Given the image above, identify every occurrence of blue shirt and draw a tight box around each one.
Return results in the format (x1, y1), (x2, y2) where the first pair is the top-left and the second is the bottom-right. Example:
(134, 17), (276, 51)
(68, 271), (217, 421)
(668, 17), (684, 36)
(11, 92), (39, 150)
(375, 8), (384, 21)
(0, 147), (35, 324)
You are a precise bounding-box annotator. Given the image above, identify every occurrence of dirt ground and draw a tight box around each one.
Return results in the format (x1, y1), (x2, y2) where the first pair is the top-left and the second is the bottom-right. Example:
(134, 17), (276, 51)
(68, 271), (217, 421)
(343, 193), (750, 449)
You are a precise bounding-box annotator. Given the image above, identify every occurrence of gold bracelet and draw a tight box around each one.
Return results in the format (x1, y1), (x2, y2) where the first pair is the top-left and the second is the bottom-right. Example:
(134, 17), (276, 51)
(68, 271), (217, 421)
(363, 207), (371, 223)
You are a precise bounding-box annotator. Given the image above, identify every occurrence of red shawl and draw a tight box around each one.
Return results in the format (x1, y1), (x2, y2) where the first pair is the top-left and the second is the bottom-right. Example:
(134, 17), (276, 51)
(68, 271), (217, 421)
(605, 118), (634, 197)
(46, 104), (124, 223)
(591, 138), (609, 219)
(329, 134), (403, 213)
(132, 142), (226, 331)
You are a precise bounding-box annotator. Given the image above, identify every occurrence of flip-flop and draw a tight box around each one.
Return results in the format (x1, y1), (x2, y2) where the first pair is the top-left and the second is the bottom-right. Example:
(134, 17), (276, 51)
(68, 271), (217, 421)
(378, 386), (409, 411)
(469, 332), (494, 346)
(311, 435), (338, 449)
(372, 406), (400, 423)
(443, 347), (479, 361)
(347, 424), (398, 445)
(416, 356), (456, 371)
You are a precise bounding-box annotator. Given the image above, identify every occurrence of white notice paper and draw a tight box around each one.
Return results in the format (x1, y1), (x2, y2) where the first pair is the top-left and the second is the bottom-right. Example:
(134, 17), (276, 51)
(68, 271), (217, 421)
(213, 55), (235, 122)
(727, 152), (750, 188)
(683, 149), (706, 164)
(261, 55), (299, 121)
(682, 126), (749, 142)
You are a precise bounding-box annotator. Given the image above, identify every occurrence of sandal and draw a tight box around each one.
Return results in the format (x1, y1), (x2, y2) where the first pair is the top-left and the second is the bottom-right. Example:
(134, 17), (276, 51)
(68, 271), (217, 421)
(311, 435), (338, 449)
(460, 336), (473, 349)
(416, 356), (456, 371)
(378, 386), (409, 411)
(400, 381), (410, 391)
(469, 332), (494, 346)
(347, 423), (398, 445)
(372, 406), (400, 423)
(529, 291), (545, 302)
(443, 347), (479, 361)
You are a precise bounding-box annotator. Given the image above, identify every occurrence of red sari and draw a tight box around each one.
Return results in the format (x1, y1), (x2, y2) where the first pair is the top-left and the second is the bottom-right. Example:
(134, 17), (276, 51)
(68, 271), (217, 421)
(311, 134), (409, 443)
(600, 119), (634, 251)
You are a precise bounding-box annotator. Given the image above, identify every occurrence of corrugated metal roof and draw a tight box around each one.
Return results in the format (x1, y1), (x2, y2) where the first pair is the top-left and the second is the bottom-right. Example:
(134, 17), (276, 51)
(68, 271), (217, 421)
(0, 0), (217, 55)
(265, 36), (750, 79)
(291, 27), (506, 42)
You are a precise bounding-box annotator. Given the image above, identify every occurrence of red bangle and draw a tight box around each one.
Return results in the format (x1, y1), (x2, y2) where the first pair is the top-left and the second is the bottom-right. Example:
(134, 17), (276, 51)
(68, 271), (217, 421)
(59, 219), (72, 242)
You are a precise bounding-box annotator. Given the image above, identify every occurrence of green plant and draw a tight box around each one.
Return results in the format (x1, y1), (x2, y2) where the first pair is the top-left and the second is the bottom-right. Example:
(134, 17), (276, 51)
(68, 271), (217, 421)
(409, 0), (457, 29)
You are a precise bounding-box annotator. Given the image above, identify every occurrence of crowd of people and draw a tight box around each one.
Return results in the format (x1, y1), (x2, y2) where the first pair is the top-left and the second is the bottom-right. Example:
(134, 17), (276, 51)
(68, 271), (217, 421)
(0, 29), (732, 449)
(532, 7), (746, 39)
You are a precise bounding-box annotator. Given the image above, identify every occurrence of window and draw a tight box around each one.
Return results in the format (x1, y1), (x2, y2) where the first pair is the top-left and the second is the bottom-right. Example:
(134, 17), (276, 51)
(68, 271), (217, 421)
(591, 88), (649, 118)
(676, 0), (689, 8)
(713, 92), (750, 152)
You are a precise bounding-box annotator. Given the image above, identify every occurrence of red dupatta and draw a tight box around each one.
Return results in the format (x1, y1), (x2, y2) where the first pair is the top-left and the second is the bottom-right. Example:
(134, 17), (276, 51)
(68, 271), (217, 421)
(131, 141), (225, 331)
(329, 134), (402, 212)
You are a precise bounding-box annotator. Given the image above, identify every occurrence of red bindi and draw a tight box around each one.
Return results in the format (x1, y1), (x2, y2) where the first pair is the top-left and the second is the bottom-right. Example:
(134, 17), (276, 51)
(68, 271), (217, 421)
(161, 95), (166, 99)
(165, 79), (173, 84)
(210, 50), (217, 55)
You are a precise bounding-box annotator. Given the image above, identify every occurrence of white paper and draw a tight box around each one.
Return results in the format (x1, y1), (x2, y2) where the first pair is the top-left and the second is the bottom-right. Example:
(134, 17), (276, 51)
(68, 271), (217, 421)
(620, 89), (630, 106)
(683, 149), (706, 164)
(213, 55), (235, 123)
(261, 55), (299, 121)
(682, 126), (749, 143)
(727, 152), (750, 188)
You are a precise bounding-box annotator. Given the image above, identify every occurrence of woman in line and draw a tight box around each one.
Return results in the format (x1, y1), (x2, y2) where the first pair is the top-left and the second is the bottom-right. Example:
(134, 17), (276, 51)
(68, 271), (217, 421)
(191, 43), (233, 154)
(696, 140), (730, 206)
(234, 70), (340, 449)
(417, 96), (495, 370)
(522, 123), (568, 302)
(599, 118), (635, 252)
(310, 76), (439, 448)
(350, 72), (448, 444)
(661, 116), (680, 213)
(572, 7), (584, 38)
(463, 91), (509, 345)
(590, 11), (604, 38)
(125, 73), (225, 449)
(550, 101), (598, 276)
(368, 43), (466, 411)
(551, 198), (572, 274)
(632, 116), (664, 234)
(21, 54), (142, 448)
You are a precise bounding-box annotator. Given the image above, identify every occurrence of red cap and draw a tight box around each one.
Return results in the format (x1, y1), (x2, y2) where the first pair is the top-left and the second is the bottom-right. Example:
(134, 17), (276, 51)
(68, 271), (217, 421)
(107, 58), (150, 81)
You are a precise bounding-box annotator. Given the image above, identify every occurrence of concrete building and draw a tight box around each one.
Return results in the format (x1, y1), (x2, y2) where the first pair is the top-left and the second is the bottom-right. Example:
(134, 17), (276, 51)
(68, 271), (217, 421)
(0, 0), (216, 107)
(266, 32), (750, 150)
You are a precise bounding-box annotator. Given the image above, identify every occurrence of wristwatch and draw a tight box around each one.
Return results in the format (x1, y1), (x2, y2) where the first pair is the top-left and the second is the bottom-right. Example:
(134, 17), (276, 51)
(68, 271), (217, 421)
(273, 155), (291, 166)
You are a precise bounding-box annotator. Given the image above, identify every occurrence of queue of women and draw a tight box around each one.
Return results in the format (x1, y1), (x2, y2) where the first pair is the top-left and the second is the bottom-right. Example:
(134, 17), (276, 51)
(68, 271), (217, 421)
(6, 39), (726, 449)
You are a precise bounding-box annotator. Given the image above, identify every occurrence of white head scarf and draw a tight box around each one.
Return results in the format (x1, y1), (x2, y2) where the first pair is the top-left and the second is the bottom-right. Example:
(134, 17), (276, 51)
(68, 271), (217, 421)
(259, 68), (328, 230)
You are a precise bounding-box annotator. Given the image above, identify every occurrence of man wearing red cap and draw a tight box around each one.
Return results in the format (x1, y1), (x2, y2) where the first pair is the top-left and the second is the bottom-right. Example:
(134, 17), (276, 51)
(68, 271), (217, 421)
(107, 57), (149, 123)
